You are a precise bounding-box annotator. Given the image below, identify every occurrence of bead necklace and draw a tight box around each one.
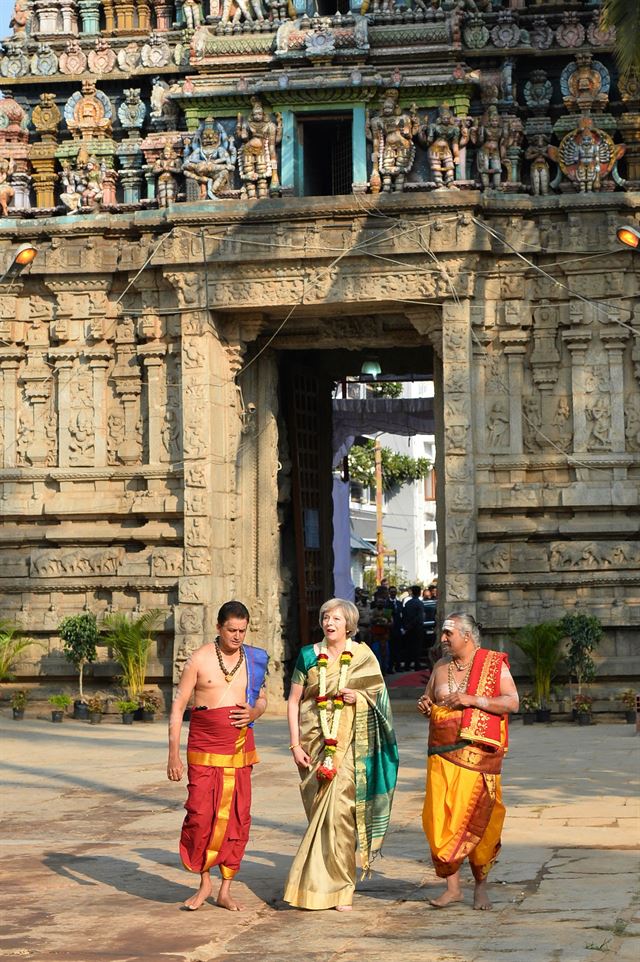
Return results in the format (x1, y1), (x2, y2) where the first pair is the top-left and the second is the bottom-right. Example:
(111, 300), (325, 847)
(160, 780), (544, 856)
(447, 652), (475, 694)
(214, 638), (244, 684)
(315, 637), (353, 782)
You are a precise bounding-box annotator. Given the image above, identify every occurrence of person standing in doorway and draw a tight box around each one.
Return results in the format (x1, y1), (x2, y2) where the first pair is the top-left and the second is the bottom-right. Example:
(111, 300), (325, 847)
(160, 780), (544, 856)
(167, 600), (269, 911)
(401, 585), (425, 671)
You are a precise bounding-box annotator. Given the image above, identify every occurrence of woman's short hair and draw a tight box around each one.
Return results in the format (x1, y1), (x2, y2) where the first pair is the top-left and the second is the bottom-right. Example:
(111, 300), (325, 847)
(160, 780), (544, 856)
(319, 598), (360, 637)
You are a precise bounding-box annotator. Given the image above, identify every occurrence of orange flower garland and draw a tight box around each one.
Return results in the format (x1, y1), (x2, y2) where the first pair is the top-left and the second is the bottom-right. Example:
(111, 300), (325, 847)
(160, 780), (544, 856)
(316, 638), (354, 781)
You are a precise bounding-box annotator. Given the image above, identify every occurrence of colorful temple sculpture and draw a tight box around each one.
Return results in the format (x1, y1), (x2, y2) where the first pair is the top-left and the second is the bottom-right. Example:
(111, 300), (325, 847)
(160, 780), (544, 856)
(0, 0), (638, 699)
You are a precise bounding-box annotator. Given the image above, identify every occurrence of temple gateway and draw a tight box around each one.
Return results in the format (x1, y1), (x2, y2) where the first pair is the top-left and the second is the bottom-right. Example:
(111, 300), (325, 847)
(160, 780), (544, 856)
(0, 0), (638, 699)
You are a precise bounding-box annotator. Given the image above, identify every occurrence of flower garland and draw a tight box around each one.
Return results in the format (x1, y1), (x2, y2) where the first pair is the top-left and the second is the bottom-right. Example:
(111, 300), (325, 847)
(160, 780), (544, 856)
(315, 638), (354, 782)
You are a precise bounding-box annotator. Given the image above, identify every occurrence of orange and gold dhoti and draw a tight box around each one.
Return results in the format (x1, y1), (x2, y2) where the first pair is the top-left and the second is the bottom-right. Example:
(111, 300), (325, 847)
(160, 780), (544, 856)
(422, 705), (506, 881)
(179, 707), (259, 880)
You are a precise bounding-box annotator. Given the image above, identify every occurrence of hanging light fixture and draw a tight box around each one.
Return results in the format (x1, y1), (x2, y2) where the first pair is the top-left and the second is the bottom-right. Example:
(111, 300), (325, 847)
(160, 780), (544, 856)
(616, 225), (640, 249)
(0, 242), (39, 284)
(360, 357), (382, 380)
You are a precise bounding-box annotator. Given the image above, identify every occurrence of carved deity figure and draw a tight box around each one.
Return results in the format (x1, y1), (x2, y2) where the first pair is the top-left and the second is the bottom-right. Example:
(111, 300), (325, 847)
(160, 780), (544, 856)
(68, 409), (95, 464)
(236, 99), (282, 199)
(10, 0), (32, 33)
(473, 106), (505, 190)
(153, 144), (183, 207)
(366, 90), (419, 194)
(549, 118), (626, 193)
(587, 394), (611, 449)
(486, 400), (509, 448)
(183, 0), (204, 27)
(418, 103), (468, 190)
(220, 0), (265, 24)
(183, 119), (236, 200)
(0, 158), (15, 217)
(59, 159), (84, 212)
(525, 133), (552, 196)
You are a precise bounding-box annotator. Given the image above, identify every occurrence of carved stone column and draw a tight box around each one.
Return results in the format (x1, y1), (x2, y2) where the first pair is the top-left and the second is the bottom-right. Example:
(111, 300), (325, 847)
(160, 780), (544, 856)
(137, 0), (152, 30)
(49, 349), (77, 468)
(59, 0), (79, 33)
(78, 0), (102, 32)
(441, 299), (476, 615)
(110, 319), (142, 464)
(562, 327), (592, 454)
(34, 0), (60, 33)
(138, 342), (167, 465)
(600, 324), (628, 454)
(87, 347), (112, 467)
(152, 0), (174, 30)
(29, 153), (57, 209)
(0, 350), (24, 469)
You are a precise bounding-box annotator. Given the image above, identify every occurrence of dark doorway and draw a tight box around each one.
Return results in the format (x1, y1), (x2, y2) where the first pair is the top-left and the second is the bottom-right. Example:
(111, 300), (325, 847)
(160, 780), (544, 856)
(317, 0), (351, 16)
(299, 115), (353, 196)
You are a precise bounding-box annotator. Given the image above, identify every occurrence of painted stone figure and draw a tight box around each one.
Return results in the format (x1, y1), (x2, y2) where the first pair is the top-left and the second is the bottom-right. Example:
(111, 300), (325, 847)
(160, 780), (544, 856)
(525, 134), (553, 196)
(220, 0), (265, 24)
(153, 144), (183, 207)
(0, 158), (15, 217)
(236, 99), (281, 199)
(549, 118), (626, 193)
(366, 90), (419, 193)
(184, 119), (236, 200)
(473, 105), (505, 190)
(418, 103), (468, 190)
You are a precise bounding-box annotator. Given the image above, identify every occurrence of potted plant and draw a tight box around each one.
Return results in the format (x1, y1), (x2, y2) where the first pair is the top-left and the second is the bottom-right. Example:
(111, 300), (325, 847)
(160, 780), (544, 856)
(10, 689), (27, 720)
(520, 693), (538, 726)
(138, 689), (162, 723)
(49, 693), (72, 723)
(619, 689), (637, 725)
(0, 619), (41, 681)
(574, 693), (593, 726)
(87, 694), (103, 725)
(58, 613), (99, 720)
(513, 621), (564, 722)
(101, 609), (162, 705)
(551, 685), (567, 714)
(560, 613), (603, 712)
(116, 699), (138, 725)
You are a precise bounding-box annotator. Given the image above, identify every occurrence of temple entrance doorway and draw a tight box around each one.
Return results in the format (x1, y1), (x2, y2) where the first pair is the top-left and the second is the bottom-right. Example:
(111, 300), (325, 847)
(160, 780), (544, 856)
(278, 345), (436, 663)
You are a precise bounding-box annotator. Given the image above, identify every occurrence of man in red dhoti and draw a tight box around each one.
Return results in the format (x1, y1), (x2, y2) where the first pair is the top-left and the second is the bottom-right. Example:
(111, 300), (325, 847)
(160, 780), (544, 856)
(418, 612), (519, 911)
(167, 600), (269, 911)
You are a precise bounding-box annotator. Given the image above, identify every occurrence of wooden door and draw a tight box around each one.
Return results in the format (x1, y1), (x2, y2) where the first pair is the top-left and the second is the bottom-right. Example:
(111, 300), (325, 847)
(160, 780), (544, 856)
(284, 361), (334, 648)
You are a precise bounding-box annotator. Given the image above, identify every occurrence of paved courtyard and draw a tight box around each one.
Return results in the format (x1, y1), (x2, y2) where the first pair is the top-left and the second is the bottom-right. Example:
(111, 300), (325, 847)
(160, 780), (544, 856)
(1, 710), (638, 962)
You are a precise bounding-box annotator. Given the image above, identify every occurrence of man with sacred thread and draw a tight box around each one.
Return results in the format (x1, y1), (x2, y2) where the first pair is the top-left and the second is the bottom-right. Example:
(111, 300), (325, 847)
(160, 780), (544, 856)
(284, 598), (399, 911)
(418, 612), (519, 910)
(167, 600), (269, 911)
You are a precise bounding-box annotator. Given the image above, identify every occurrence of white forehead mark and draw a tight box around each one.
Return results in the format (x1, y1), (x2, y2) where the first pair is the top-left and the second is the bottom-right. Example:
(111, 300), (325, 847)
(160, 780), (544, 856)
(442, 619), (456, 632)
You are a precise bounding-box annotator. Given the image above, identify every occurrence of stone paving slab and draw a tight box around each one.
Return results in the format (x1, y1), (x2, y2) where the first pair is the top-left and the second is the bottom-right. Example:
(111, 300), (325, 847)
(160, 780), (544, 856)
(0, 714), (638, 962)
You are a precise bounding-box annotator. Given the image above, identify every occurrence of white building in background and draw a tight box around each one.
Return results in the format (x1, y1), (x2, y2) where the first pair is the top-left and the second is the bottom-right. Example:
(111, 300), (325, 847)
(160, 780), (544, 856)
(347, 380), (438, 588)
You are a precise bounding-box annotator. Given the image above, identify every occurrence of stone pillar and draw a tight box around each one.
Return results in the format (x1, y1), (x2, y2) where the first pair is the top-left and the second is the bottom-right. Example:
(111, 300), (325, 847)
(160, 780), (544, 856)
(152, 0), (175, 30)
(441, 299), (476, 615)
(59, 0), (79, 33)
(49, 349), (76, 469)
(78, 0), (102, 33)
(137, 0), (152, 31)
(12, 172), (32, 211)
(352, 106), (368, 193)
(139, 343), (167, 465)
(101, 0), (116, 31)
(0, 351), (23, 469)
(34, 0), (60, 33)
(111, 319), (142, 464)
(600, 325), (628, 454)
(29, 155), (57, 209)
(562, 327), (592, 454)
(504, 344), (526, 455)
(87, 348), (112, 467)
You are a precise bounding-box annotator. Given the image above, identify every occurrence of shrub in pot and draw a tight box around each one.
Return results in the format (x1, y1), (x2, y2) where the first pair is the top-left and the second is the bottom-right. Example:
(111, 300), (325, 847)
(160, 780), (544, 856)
(619, 689), (637, 724)
(513, 621), (564, 715)
(58, 613), (98, 719)
(574, 693), (593, 726)
(138, 690), (162, 722)
(10, 689), (27, 720)
(560, 613), (603, 706)
(116, 699), (138, 725)
(49, 693), (72, 722)
(520, 693), (538, 726)
(100, 609), (162, 703)
(0, 619), (41, 681)
(87, 695), (103, 724)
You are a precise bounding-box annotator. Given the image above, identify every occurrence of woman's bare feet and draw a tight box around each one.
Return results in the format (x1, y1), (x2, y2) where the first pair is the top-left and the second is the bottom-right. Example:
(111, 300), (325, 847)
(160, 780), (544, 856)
(183, 872), (212, 911)
(335, 904), (353, 912)
(216, 878), (243, 911)
(473, 879), (492, 911)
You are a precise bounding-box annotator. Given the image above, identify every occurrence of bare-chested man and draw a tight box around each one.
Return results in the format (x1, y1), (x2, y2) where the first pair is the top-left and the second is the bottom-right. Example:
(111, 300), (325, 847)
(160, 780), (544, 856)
(418, 612), (519, 911)
(167, 600), (268, 911)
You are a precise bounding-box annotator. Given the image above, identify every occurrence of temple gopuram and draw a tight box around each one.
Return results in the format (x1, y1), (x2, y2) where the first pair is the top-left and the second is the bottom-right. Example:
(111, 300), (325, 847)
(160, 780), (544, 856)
(0, 0), (638, 701)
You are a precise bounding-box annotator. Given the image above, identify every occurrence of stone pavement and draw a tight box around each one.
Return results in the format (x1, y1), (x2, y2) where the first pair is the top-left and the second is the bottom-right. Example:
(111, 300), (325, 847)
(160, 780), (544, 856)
(1, 711), (638, 962)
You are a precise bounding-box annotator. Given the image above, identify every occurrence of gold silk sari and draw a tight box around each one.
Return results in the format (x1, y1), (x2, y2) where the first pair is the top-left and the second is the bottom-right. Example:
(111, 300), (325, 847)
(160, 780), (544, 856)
(284, 642), (398, 910)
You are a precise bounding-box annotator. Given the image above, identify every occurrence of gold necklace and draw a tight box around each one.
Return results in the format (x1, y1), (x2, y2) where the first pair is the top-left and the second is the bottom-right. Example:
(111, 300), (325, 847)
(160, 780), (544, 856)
(215, 639), (244, 684)
(448, 654), (474, 694)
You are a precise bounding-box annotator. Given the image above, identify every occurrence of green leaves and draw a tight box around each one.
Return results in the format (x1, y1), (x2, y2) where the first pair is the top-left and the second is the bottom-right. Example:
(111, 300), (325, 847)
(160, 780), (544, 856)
(101, 609), (163, 700)
(0, 620), (39, 682)
(601, 0), (640, 78)
(560, 613), (603, 691)
(348, 439), (431, 492)
(512, 621), (565, 709)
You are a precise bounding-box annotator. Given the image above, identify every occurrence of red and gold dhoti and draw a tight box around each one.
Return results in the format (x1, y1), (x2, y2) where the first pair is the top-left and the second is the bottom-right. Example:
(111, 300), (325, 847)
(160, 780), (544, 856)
(179, 707), (259, 880)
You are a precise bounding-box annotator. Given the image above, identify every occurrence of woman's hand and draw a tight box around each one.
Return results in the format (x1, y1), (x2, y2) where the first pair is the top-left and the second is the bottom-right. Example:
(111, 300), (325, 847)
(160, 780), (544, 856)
(291, 745), (312, 770)
(417, 694), (433, 717)
(339, 688), (357, 705)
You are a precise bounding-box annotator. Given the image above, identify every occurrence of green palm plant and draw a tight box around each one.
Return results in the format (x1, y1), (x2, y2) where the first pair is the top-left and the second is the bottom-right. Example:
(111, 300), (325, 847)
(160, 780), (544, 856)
(100, 610), (163, 700)
(512, 621), (565, 710)
(601, 0), (640, 78)
(0, 620), (40, 681)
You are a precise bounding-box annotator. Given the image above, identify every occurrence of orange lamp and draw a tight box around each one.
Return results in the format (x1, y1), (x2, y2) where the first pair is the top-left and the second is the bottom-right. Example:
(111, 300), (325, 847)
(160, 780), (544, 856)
(616, 225), (640, 249)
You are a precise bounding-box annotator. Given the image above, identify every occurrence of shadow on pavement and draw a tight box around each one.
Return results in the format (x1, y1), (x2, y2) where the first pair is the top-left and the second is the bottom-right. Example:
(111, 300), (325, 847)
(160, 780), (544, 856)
(43, 851), (194, 904)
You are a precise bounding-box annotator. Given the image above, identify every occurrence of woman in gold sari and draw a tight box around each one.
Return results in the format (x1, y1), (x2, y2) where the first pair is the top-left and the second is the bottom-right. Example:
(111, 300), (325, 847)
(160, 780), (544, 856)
(284, 598), (398, 911)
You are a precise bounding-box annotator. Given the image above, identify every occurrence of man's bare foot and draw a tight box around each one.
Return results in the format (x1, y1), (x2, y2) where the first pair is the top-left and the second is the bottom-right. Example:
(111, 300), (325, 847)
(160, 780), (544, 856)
(216, 878), (242, 911)
(183, 873), (212, 911)
(428, 889), (464, 909)
(473, 880), (492, 911)
(335, 904), (353, 912)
